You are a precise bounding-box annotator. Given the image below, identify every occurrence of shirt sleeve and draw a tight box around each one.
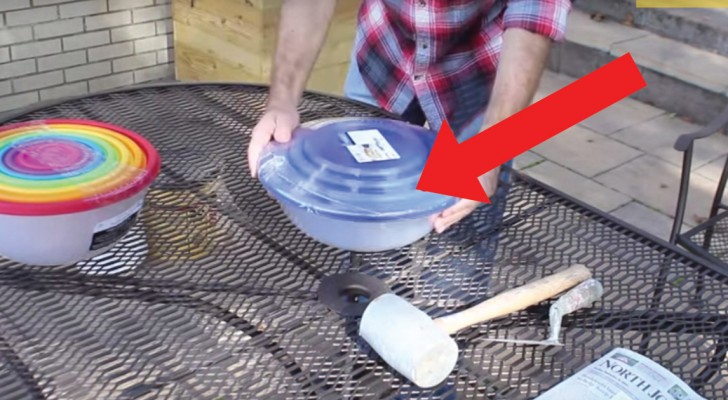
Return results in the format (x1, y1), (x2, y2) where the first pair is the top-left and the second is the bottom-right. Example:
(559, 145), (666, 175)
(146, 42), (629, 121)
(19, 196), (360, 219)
(503, 0), (572, 42)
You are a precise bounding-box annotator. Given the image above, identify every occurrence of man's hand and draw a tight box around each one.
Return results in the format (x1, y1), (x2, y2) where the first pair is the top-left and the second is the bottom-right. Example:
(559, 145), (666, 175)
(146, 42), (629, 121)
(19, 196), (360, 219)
(430, 167), (500, 233)
(248, 105), (300, 177)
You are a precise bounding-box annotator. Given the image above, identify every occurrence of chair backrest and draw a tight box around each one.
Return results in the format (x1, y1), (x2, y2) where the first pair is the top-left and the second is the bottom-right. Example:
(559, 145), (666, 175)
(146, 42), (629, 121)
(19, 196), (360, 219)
(669, 104), (728, 246)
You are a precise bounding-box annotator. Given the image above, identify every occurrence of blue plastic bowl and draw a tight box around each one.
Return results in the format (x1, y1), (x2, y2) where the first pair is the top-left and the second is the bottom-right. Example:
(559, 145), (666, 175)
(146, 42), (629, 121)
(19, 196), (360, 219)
(257, 117), (458, 252)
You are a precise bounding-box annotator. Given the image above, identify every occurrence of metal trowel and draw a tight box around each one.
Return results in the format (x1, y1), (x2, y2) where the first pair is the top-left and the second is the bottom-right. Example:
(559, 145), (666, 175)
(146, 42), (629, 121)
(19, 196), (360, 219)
(480, 278), (604, 346)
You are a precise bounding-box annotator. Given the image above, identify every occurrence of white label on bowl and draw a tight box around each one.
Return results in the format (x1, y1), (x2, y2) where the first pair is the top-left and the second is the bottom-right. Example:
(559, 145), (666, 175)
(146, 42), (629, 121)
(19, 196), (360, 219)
(345, 129), (400, 163)
(90, 198), (144, 251)
(94, 198), (144, 233)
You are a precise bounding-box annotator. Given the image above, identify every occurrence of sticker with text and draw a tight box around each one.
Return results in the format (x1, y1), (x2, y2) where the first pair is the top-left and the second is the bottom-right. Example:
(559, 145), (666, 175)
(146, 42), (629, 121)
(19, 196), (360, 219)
(346, 129), (400, 163)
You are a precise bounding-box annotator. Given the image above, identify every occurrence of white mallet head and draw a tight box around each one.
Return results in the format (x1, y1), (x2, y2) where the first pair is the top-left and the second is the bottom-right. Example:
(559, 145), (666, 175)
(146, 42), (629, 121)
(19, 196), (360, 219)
(359, 293), (459, 388)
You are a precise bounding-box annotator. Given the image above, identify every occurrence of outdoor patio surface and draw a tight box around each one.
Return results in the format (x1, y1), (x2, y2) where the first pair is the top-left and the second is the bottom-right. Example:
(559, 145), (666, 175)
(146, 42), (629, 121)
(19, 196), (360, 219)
(518, 70), (728, 241)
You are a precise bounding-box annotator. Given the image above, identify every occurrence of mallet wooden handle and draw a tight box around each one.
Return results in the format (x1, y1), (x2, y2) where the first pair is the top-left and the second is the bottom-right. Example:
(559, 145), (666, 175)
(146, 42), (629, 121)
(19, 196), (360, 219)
(433, 264), (592, 335)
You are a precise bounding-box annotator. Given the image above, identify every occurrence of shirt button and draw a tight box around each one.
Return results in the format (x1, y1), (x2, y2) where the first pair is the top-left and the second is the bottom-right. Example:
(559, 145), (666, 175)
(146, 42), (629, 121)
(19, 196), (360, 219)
(419, 0), (425, 5)
(414, 75), (422, 80)
(422, 43), (428, 49)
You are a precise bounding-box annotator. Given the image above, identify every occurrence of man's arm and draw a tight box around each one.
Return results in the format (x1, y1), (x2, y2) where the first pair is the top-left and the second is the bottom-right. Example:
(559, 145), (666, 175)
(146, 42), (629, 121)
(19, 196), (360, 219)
(484, 0), (571, 138)
(485, 0), (571, 123)
(432, 1), (569, 233)
(248, 0), (337, 177)
(267, 0), (338, 110)
(478, 28), (552, 194)
(483, 27), (551, 127)
(431, 29), (553, 233)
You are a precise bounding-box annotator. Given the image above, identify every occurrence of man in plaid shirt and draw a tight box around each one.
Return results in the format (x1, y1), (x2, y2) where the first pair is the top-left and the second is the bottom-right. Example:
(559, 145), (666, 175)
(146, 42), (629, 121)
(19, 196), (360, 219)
(249, 0), (571, 234)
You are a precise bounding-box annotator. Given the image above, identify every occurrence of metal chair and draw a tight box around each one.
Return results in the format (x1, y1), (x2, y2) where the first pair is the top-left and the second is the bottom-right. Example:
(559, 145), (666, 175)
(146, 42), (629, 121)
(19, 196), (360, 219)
(669, 104), (728, 269)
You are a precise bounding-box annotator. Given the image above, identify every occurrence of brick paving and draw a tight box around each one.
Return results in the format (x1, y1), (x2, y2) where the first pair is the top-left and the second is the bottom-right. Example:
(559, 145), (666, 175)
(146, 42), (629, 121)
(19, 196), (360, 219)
(517, 70), (727, 241)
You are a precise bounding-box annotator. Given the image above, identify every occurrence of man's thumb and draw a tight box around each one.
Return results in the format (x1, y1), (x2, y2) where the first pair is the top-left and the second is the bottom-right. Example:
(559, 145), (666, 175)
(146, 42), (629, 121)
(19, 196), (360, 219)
(272, 116), (297, 143)
(273, 128), (292, 143)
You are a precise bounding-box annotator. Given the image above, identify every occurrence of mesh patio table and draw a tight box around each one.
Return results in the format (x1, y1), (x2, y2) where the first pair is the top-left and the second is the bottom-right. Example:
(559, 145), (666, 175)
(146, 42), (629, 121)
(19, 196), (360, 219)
(0, 83), (727, 400)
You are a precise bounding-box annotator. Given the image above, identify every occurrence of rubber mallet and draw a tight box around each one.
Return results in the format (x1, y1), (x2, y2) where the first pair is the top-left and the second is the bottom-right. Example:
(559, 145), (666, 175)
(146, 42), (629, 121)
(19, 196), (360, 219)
(358, 264), (593, 388)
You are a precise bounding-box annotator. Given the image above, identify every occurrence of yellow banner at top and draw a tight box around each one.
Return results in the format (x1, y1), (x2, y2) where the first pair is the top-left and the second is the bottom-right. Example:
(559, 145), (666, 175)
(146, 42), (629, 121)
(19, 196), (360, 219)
(637, 0), (728, 7)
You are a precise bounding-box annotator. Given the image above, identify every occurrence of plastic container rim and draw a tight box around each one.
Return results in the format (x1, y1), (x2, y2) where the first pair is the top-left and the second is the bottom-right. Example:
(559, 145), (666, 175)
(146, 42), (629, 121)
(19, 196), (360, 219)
(0, 118), (161, 216)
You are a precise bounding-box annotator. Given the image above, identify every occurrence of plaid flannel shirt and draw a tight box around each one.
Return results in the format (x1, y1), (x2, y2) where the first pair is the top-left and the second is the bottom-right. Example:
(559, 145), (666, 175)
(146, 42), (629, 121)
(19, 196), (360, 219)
(353, 0), (571, 136)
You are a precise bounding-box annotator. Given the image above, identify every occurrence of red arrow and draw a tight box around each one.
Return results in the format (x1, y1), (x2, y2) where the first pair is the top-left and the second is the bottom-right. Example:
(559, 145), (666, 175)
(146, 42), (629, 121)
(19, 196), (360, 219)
(416, 53), (647, 203)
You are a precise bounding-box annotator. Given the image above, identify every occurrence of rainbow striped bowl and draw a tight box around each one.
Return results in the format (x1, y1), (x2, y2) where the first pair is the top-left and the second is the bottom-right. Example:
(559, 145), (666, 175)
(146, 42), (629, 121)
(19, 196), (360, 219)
(0, 119), (160, 266)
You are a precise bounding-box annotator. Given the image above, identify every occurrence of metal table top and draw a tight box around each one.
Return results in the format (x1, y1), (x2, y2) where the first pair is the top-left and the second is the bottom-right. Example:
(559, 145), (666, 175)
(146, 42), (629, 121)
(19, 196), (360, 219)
(0, 83), (726, 400)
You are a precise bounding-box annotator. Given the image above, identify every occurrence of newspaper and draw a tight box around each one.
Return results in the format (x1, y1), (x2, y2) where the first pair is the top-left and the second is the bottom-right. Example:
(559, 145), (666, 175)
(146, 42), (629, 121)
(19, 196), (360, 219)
(536, 348), (706, 400)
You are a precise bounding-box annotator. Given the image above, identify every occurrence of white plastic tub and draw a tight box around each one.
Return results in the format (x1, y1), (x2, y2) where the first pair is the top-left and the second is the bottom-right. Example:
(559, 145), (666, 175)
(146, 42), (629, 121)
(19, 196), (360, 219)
(277, 196), (440, 252)
(0, 190), (148, 266)
(0, 119), (160, 266)
(258, 117), (457, 252)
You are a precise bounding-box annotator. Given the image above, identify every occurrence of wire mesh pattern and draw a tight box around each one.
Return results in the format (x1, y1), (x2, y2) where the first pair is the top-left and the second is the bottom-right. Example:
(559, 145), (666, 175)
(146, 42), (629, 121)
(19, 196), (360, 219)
(0, 83), (727, 399)
(681, 211), (728, 267)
